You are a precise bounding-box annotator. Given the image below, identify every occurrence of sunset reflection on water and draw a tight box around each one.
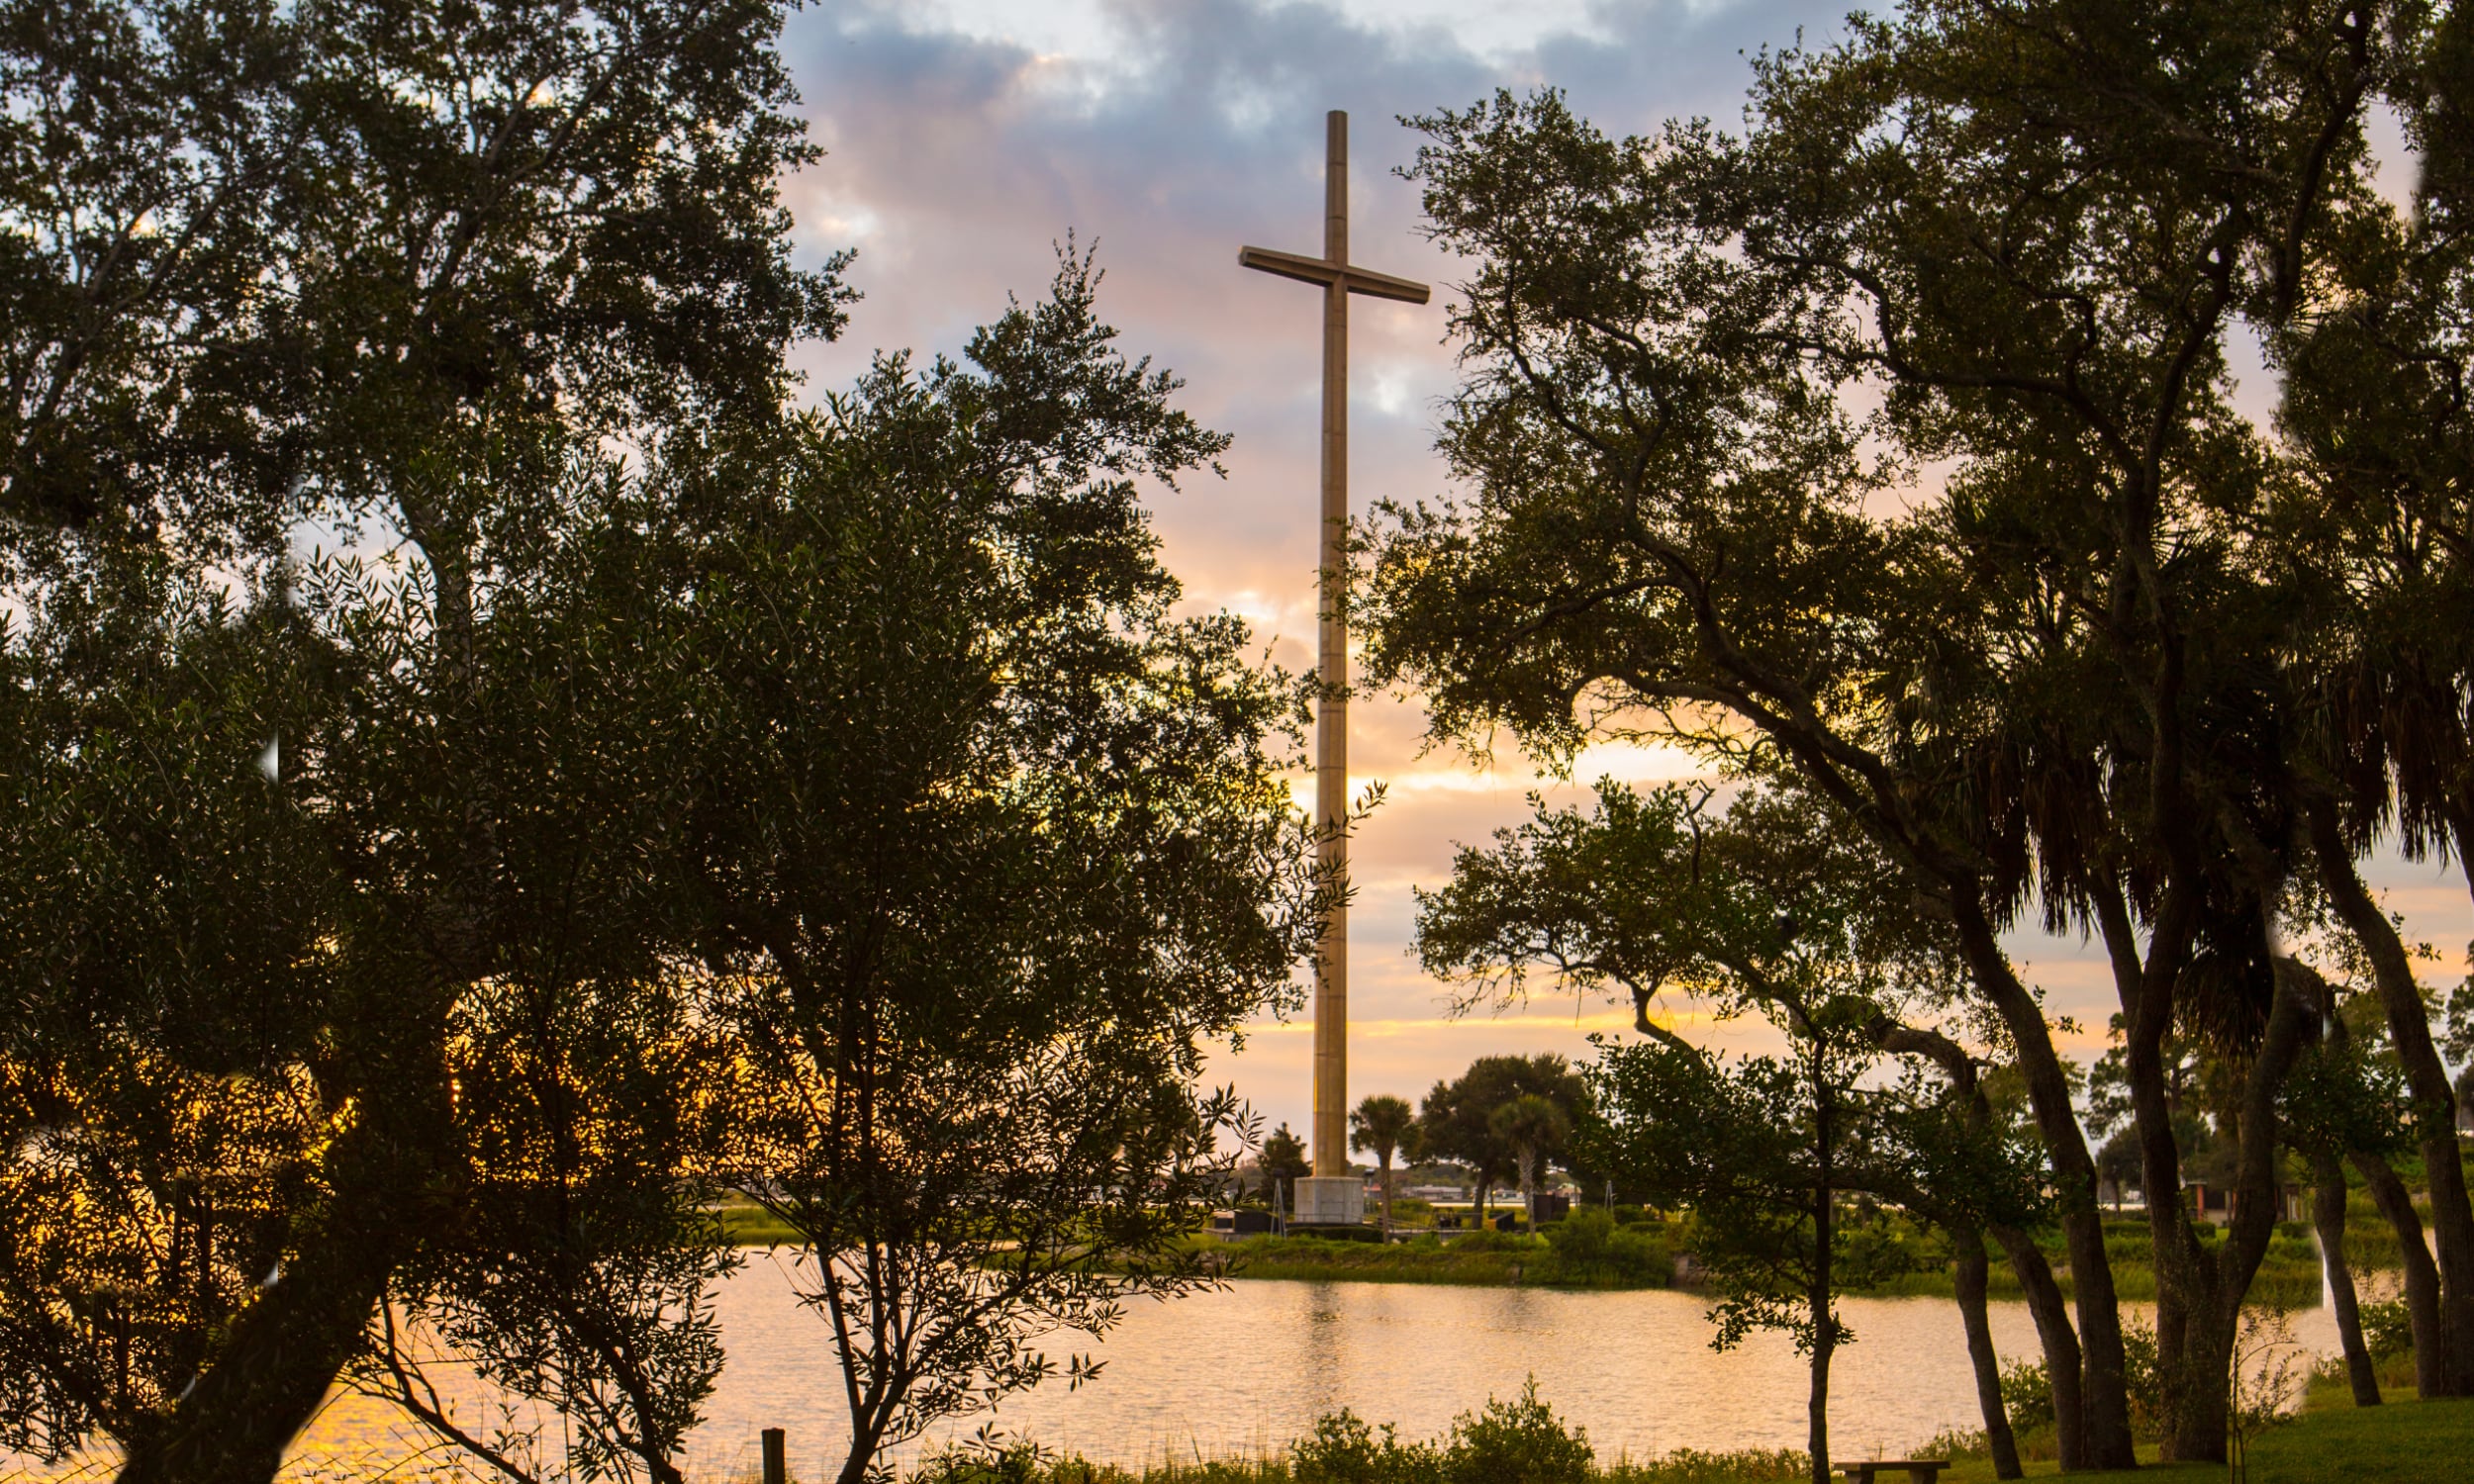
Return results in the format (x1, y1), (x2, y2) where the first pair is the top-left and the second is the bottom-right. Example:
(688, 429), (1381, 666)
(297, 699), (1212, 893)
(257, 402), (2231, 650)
(11, 1262), (2342, 1483)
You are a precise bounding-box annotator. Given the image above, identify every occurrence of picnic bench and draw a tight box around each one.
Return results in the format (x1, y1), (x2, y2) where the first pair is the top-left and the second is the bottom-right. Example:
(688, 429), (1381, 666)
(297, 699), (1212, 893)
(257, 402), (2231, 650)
(1833, 1462), (1950, 1483)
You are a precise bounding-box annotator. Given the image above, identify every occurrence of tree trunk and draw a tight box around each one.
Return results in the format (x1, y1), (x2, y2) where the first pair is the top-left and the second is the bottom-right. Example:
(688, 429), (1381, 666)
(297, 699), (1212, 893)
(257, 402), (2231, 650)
(113, 1115), (432, 1484)
(2127, 1002), (2214, 1459)
(2317, 804), (2474, 1394)
(1954, 1225), (2023, 1478)
(1862, 1014), (2041, 1475)
(2312, 1151), (2380, 1406)
(2163, 1295), (2237, 1464)
(2155, 966), (2312, 1463)
(1809, 1158), (1834, 1484)
(1994, 1225), (2086, 1471)
(1380, 1154), (1394, 1235)
(2353, 1149), (2449, 1398)
(1952, 911), (2136, 1469)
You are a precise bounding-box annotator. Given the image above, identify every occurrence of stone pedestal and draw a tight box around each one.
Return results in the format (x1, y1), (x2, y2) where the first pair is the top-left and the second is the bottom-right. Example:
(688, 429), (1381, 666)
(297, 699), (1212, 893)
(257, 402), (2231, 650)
(1290, 1175), (1365, 1228)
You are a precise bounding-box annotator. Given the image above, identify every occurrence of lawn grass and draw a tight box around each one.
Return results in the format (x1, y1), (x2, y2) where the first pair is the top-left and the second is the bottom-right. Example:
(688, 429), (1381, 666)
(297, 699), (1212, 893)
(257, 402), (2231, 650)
(714, 1200), (805, 1247)
(1930, 1394), (2474, 1481)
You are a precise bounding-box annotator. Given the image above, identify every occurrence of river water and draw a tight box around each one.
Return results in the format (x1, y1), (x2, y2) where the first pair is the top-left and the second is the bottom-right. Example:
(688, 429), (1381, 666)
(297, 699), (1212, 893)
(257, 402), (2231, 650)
(216, 1260), (2342, 1483)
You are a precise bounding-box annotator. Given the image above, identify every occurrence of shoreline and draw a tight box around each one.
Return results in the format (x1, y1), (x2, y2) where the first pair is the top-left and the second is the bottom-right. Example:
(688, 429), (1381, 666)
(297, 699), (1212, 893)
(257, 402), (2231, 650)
(714, 1207), (2338, 1306)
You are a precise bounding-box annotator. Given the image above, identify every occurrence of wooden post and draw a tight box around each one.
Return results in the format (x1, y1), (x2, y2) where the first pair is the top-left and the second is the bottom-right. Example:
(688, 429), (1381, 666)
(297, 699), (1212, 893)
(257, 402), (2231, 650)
(762, 1427), (787, 1484)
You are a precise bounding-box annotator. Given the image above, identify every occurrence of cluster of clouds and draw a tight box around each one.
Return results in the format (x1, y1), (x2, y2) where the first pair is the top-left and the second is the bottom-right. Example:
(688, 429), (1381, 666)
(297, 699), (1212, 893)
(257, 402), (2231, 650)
(771, 0), (2471, 1138)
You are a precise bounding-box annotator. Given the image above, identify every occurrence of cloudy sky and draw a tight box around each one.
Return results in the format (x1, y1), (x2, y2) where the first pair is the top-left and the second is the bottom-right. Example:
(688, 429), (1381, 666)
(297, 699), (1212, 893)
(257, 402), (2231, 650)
(766, 0), (2474, 1143)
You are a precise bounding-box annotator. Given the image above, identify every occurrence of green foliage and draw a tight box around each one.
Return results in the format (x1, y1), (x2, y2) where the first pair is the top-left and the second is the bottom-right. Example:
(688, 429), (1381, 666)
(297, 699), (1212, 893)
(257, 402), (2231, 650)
(1364, 4), (2474, 1454)
(1998, 1359), (2056, 1433)
(1596, 1452), (1806, 1484)
(1261, 1124), (1313, 1194)
(1186, 1227), (1671, 1291)
(1419, 1055), (1587, 1208)
(1350, 1096), (1419, 1166)
(1442, 1379), (1594, 1484)
(898, 1395), (2474, 1484)
(903, 1404), (1819, 1484)
(2361, 1299), (2418, 1360)
(665, 250), (1317, 1483)
(1535, 1207), (1672, 1287)
(2, 0), (847, 549)
(3, 0), (852, 1473)
(1289, 1411), (1439, 1484)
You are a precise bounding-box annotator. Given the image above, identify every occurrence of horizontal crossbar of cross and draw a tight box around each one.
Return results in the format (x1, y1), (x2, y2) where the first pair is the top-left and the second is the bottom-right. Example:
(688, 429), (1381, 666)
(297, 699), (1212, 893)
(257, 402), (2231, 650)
(1237, 245), (1431, 304)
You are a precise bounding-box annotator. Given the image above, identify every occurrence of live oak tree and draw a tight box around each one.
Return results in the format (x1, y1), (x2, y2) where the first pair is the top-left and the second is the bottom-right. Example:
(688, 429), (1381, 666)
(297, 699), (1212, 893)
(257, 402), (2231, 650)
(1415, 1055), (1585, 1227)
(1367, 2), (2464, 1460)
(1586, 1034), (1899, 1484)
(1417, 774), (1962, 1484)
(2, 0), (843, 1478)
(1415, 777), (2041, 1480)
(2263, 0), (2474, 1396)
(0, 558), (343, 1464)
(2, 467), (752, 1484)
(665, 256), (1321, 1484)
(1, 0), (845, 549)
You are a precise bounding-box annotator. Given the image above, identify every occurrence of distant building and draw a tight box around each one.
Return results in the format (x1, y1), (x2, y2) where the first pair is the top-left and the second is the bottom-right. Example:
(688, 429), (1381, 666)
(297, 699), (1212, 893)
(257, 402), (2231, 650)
(2184, 1180), (2301, 1226)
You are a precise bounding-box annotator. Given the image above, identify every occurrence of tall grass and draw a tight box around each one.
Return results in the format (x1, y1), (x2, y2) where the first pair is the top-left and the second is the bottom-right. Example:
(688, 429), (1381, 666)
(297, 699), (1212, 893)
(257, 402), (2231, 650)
(905, 1383), (1808, 1484)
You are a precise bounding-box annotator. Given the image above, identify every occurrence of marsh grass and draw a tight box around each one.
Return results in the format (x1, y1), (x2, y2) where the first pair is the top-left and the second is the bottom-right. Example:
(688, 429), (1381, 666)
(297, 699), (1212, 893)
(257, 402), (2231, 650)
(905, 1384), (1809, 1484)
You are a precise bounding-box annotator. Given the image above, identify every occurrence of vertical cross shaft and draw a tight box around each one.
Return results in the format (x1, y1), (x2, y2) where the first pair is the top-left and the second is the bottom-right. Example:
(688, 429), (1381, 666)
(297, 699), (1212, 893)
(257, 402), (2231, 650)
(1239, 110), (1429, 1213)
(1311, 109), (1350, 1180)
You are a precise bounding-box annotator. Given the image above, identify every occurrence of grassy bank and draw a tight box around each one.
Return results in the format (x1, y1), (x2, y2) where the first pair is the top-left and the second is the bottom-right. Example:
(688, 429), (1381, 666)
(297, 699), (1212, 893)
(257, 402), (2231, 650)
(1182, 1216), (2330, 1307)
(719, 1202), (2333, 1310)
(1934, 1396), (2474, 1481)
(896, 1385), (2474, 1484)
(1206, 1224), (1675, 1290)
(716, 1200), (804, 1247)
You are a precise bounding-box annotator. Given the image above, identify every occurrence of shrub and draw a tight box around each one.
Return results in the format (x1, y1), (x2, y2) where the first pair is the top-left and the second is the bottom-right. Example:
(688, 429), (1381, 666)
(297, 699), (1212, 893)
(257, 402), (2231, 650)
(1444, 1378), (1594, 1484)
(1544, 1207), (1620, 1262)
(911, 1431), (1060, 1484)
(1993, 1316), (2164, 1441)
(1998, 1357), (2055, 1430)
(1450, 1229), (1541, 1254)
(1537, 1207), (1670, 1286)
(2121, 1313), (2165, 1440)
(1290, 1410), (1438, 1484)
(2360, 1299), (2415, 1359)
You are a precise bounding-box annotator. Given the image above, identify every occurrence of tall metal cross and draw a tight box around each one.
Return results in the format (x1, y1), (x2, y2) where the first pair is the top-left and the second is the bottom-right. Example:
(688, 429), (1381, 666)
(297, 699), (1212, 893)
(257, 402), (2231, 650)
(1239, 110), (1429, 1212)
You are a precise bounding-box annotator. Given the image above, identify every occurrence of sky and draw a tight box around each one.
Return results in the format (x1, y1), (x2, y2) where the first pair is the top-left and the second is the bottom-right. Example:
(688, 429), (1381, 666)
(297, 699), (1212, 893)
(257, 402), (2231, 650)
(767, 0), (2474, 1146)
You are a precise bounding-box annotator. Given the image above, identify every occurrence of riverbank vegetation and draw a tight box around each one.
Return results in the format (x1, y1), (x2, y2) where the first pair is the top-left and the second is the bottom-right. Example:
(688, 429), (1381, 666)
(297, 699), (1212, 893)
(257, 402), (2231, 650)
(1179, 1216), (2331, 1307)
(900, 1385), (2474, 1484)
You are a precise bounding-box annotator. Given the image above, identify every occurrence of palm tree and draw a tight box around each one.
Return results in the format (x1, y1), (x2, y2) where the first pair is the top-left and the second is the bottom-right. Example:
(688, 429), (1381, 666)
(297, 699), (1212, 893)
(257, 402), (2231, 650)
(1349, 1094), (1420, 1234)
(1488, 1093), (1570, 1229)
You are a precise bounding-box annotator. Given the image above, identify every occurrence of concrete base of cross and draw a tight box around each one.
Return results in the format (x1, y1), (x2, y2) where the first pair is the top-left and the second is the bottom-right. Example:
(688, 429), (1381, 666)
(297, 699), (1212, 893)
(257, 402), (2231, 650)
(1290, 1175), (1366, 1228)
